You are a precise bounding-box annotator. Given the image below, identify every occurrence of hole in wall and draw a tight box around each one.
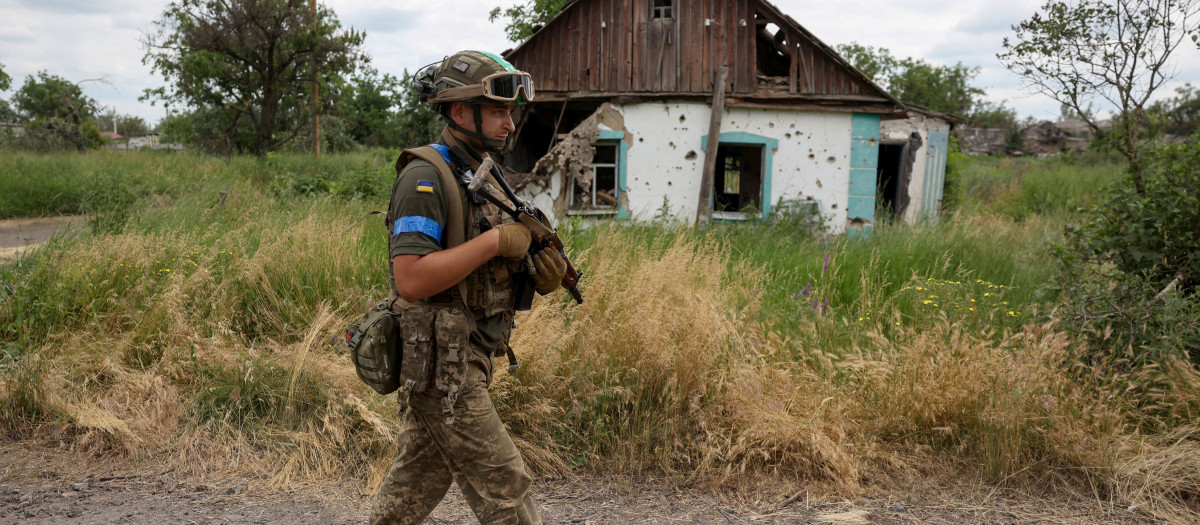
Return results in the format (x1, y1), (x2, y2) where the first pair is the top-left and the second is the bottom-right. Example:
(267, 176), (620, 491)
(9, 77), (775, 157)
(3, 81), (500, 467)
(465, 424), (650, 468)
(685, 151), (697, 160)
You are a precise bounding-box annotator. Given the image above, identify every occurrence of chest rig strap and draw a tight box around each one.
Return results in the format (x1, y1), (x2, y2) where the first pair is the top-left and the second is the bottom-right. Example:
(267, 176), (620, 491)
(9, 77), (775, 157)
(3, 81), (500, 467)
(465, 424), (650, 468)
(393, 145), (472, 306)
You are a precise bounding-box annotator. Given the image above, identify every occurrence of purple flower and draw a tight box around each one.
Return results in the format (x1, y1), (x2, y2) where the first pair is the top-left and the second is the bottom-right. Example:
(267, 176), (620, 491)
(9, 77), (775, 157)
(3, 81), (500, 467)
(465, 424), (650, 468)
(822, 299), (828, 314)
(802, 282), (812, 297)
(812, 298), (819, 310)
(823, 253), (831, 273)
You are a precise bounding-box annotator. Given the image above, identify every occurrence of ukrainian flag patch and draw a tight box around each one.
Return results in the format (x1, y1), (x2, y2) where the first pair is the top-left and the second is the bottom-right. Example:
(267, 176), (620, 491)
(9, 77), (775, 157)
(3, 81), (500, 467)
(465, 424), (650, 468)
(416, 180), (435, 193)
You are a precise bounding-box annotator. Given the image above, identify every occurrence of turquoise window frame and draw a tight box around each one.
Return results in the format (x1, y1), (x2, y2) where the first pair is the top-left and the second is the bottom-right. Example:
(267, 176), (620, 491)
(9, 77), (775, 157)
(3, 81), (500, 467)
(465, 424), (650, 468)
(568, 129), (630, 219)
(700, 131), (779, 219)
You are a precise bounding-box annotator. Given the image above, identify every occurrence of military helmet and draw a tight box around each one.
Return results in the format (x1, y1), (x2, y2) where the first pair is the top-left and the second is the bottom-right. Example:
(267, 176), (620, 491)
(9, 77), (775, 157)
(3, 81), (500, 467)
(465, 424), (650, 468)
(416, 50), (534, 108)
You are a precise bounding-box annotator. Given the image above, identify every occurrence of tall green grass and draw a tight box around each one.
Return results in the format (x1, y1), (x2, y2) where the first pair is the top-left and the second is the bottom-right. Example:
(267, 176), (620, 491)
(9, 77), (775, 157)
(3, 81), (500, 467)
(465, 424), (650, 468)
(953, 153), (1123, 220)
(1, 150), (1198, 522)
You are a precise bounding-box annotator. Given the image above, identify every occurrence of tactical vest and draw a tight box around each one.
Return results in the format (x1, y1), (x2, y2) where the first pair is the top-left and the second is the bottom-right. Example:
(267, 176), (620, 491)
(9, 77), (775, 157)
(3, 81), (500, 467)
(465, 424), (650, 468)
(390, 144), (524, 321)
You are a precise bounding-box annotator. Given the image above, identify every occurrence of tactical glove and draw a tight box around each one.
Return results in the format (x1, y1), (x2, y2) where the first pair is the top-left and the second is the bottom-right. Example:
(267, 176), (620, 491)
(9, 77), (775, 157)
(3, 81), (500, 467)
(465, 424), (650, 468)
(532, 246), (567, 294)
(497, 223), (532, 259)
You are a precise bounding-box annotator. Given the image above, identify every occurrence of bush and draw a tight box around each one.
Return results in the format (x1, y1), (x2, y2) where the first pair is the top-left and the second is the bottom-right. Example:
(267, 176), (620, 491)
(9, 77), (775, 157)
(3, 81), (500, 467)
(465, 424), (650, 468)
(1052, 135), (1200, 426)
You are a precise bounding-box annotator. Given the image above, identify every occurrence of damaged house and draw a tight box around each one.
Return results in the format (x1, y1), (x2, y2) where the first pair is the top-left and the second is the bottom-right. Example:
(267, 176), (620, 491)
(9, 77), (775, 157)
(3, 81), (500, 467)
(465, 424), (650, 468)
(498, 0), (957, 233)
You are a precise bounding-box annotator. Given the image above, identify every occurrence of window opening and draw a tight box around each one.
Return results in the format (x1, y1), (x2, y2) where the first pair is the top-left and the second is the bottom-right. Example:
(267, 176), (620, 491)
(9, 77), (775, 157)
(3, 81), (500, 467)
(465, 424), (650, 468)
(713, 145), (763, 216)
(652, 0), (673, 19)
(569, 141), (619, 214)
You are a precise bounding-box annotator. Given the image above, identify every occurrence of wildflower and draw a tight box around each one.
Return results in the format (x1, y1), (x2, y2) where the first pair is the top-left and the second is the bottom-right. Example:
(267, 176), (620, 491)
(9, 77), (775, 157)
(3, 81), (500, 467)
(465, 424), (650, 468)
(984, 293), (991, 297)
(823, 253), (831, 273)
(803, 282), (812, 297)
(916, 286), (924, 291)
(923, 300), (933, 305)
(821, 299), (828, 314)
(1008, 311), (1016, 316)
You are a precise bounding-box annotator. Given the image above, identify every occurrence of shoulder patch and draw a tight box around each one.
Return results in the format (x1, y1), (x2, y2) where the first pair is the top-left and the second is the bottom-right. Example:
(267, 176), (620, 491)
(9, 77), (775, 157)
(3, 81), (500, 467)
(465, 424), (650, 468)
(416, 180), (435, 193)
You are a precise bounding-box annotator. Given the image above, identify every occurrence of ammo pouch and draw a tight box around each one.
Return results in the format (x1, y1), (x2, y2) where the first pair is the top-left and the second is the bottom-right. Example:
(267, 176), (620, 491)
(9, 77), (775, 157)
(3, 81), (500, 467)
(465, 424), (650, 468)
(346, 298), (402, 395)
(402, 303), (475, 423)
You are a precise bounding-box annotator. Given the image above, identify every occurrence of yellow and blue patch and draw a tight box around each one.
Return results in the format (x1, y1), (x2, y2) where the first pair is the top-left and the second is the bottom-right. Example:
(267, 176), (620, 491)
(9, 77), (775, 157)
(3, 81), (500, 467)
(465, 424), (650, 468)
(416, 180), (435, 193)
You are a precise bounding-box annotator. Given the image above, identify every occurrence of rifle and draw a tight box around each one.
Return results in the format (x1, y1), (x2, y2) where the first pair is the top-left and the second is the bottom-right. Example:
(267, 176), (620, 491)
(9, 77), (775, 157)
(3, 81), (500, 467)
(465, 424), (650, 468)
(467, 157), (584, 306)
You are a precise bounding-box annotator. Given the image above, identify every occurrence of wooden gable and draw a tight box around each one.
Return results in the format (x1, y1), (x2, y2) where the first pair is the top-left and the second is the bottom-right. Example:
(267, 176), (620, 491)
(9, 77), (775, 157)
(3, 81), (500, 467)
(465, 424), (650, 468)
(503, 0), (900, 110)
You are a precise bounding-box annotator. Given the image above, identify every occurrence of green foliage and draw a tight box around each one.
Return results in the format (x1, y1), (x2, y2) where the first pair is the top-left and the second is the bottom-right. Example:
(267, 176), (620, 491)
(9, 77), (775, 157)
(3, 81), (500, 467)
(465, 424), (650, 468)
(954, 153), (1122, 220)
(337, 65), (405, 148)
(835, 42), (984, 116)
(999, 0), (1200, 187)
(141, 0), (366, 157)
(12, 71), (93, 122)
(489, 0), (572, 43)
(392, 69), (443, 149)
(97, 113), (151, 138)
(8, 71), (101, 151)
(1051, 137), (1200, 424)
(0, 62), (11, 92)
(1148, 83), (1200, 138)
(1065, 137), (1200, 295)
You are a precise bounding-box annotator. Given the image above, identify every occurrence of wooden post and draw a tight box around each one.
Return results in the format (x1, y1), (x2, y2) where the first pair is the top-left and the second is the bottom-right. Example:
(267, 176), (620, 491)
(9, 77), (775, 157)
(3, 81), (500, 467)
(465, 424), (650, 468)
(697, 65), (727, 227)
(311, 0), (320, 158)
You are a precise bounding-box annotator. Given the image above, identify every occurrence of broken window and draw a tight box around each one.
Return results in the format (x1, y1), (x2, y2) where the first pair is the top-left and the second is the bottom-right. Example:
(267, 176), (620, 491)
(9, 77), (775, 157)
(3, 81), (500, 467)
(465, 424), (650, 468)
(755, 16), (792, 83)
(652, 0), (673, 19)
(569, 141), (620, 214)
(713, 145), (763, 217)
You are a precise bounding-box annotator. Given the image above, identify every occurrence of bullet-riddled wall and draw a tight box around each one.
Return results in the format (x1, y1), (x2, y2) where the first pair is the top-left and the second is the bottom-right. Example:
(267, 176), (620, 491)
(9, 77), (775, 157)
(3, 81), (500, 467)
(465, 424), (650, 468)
(597, 100), (859, 232)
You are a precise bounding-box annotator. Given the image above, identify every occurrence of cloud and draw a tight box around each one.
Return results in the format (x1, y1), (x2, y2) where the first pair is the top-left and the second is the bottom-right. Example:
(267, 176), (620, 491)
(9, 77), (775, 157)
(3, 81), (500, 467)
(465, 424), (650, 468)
(338, 5), (422, 35)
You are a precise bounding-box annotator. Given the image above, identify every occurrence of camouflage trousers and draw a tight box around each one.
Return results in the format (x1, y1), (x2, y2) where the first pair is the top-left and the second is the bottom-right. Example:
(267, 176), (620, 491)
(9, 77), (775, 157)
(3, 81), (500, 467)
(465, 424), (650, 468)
(370, 349), (541, 525)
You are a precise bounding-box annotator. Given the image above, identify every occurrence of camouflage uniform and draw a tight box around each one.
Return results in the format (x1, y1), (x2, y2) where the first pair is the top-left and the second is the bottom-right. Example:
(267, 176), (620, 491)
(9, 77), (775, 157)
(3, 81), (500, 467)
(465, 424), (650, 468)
(370, 127), (542, 525)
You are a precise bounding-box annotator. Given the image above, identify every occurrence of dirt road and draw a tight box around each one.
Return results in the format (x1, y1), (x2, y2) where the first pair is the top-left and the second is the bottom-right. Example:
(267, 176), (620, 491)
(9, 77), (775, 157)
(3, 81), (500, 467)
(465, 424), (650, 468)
(0, 443), (1158, 525)
(0, 216), (88, 262)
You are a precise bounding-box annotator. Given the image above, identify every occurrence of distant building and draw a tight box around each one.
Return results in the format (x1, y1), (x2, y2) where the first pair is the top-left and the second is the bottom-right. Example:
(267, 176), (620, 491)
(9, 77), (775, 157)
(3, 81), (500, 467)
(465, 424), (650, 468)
(1, 122), (25, 137)
(129, 133), (162, 148)
(954, 128), (1007, 156)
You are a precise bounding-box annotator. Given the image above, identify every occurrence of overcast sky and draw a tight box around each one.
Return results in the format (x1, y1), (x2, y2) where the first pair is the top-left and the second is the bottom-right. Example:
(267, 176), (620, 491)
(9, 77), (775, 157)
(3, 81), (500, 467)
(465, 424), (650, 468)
(1, 0), (1197, 126)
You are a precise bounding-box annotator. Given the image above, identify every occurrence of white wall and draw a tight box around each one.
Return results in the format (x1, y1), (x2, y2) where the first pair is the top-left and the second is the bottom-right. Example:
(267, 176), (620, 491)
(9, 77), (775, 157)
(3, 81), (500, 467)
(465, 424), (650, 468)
(601, 101), (855, 231)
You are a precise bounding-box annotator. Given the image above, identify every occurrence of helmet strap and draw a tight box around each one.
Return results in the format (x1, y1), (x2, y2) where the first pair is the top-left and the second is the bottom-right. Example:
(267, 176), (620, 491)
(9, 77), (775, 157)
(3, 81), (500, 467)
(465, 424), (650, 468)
(445, 104), (506, 152)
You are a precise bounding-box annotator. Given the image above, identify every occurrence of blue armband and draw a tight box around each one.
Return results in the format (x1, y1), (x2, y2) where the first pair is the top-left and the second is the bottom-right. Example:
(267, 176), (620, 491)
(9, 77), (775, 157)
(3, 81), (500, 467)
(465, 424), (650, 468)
(393, 216), (443, 243)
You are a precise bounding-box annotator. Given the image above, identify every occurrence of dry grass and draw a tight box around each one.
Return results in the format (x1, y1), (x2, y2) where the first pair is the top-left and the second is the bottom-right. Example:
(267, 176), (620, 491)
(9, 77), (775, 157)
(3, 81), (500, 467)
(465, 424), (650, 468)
(3, 211), (1199, 522)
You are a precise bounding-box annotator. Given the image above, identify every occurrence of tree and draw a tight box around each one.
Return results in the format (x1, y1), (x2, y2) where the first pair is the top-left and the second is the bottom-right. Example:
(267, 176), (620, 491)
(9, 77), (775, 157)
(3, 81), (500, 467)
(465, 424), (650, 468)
(392, 69), (443, 149)
(0, 63), (11, 92)
(12, 71), (102, 151)
(141, 0), (366, 157)
(1148, 83), (1200, 137)
(489, 0), (572, 43)
(337, 65), (404, 148)
(999, 0), (1200, 194)
(835, 43), (985, 117)
(97, 112), (151, 137)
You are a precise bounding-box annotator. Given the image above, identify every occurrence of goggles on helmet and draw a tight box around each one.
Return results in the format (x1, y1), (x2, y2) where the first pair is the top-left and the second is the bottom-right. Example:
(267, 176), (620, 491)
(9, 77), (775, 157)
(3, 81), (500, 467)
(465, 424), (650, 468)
(429, 71), (535, 105)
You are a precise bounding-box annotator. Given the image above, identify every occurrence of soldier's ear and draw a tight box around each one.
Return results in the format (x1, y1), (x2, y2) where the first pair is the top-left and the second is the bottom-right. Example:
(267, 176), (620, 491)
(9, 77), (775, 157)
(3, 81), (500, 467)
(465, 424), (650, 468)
(449, 102), (471, 127)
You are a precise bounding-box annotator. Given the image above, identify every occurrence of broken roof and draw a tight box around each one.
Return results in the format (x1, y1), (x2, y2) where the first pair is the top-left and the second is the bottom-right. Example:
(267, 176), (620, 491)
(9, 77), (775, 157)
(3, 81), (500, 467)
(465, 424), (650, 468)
(503, 0), (905, 115)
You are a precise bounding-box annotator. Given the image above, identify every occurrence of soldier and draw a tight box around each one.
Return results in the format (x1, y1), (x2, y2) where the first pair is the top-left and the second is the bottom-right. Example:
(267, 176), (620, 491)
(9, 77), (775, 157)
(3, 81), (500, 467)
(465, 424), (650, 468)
(370, 50), (565, 525)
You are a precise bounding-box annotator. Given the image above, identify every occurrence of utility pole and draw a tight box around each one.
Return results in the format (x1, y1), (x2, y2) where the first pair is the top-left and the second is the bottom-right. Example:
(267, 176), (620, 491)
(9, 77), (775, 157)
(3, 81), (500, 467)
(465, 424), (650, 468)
(310, 0), (320, 158)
